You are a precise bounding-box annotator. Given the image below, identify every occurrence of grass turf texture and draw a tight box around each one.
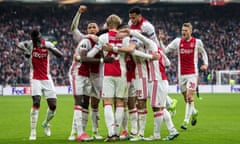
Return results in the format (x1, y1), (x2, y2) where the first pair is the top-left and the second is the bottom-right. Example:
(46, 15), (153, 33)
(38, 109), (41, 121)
(0, 93), (239, 144)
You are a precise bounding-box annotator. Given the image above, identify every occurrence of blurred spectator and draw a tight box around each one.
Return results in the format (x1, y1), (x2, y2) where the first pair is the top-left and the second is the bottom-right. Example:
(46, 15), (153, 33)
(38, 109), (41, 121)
(0, 3), (239, 86)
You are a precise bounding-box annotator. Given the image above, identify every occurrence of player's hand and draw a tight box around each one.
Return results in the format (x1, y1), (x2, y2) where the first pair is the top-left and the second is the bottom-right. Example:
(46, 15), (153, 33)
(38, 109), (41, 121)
(103, 56), (114, 63)
(102, 43), (113, 52)
(78, 5), (87, 13)
(200, 64), (208, 71)
(158, 30), (165, 41)
(151, 52), (160, 60)
(85, 34), (99, 42)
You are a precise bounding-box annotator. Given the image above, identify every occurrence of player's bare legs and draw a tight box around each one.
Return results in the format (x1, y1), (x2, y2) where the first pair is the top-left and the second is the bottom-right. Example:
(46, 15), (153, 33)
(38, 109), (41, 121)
(81, 95), (90, 132)
(90, 97), (103, 139)
(41, 98), (56, 137)
(181, 89), (198, 130)
(69, 95), (83, 140)
(130, 99), (147, 141)
(69, 95), (91, 141)
(127, 97), (138, 136)
(120, 96), (138, 140)
(103, 98), (124, 142)
(29, 95), (41, 140)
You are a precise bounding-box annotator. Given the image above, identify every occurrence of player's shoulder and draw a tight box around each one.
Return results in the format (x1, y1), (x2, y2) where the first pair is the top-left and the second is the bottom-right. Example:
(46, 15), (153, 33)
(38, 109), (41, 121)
(195, 38), (203, 43)
(18, 40), (32, 48)
(128, 20), (132, 26)
(195, 38), (204, 47)
(21, 40), (32, 45)
(142, 20), (154, 29)
(81, 38), (91, 43)
(173, 37), (181, 43)
(98, 33), (108, 43)
(79, 38), (92, 47)
(44, 40), (55, 48)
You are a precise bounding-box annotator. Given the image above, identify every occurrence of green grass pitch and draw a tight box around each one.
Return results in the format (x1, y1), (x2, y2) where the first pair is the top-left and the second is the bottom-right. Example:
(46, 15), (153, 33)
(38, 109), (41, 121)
(0, 93), (240, 144)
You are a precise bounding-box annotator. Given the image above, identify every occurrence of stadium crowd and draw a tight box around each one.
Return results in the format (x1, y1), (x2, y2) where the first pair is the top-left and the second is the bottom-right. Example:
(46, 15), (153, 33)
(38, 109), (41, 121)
(0, 3), (239, 86)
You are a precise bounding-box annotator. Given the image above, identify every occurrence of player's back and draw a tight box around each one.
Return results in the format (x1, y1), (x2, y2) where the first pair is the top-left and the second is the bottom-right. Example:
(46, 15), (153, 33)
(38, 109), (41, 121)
(99, 30), (130, 77)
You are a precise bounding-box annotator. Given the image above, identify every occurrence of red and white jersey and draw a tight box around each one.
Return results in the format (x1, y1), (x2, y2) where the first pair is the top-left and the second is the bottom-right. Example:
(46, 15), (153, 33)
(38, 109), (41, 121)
(130, 37), (148, 79)
(69, 38), (96, 77)
(125, 54), (136, 82)
(17, 40), (56, 80)
(97, 30), (130, 77)
(145, 41), (168, 81)
(165, 37), (208, 76)
(128, 17), (160, 47)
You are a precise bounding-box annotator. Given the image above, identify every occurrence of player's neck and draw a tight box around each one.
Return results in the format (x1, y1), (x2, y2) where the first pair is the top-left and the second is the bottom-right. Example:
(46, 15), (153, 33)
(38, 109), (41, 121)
(185, 36), (192, 42)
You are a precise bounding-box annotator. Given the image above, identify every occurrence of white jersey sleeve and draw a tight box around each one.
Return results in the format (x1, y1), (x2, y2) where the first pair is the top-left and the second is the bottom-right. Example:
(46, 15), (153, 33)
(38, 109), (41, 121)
(197, 39), (208, 65)
(130, 30), (152, 49)
(71, 11), (85, 42)
(141, 21), (160, 47)
(165, 38), (181, 54)
(122, 36), (130, 48)
(17, 40), (32, 54)
(87, 33), (107, 58)
(132, 50), (152, 59)
(45, 41), (55, 49)
(77, 39), (92, 53)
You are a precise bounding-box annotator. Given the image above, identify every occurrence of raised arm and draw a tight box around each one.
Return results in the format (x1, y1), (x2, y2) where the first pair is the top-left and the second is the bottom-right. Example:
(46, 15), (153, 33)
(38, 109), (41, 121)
(71, 5), (87, 42)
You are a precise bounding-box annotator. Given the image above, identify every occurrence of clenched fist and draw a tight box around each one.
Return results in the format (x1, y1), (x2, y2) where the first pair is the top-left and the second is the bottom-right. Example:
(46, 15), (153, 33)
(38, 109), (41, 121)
(78, 5), (87, 13)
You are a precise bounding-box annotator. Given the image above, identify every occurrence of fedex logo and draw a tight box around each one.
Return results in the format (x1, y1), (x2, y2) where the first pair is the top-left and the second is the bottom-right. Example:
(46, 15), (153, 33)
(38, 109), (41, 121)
(230, 86), (240, 93)
(12, 87), (30, 95)
(68, 86), (72, 94)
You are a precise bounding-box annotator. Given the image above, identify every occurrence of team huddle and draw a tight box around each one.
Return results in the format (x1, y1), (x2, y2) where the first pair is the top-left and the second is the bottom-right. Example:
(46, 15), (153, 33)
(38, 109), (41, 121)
(16, 5), (208, 142)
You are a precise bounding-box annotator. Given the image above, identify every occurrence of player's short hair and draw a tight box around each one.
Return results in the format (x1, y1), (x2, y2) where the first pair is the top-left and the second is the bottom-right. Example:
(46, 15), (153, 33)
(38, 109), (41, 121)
(106, 14), (122, 29)
(129, 7), (141, 15)
(182, 23), (192, 30)
(87, 23), (98, 29)
(31, 30), (41, 39)
(117, 23), (129, 30)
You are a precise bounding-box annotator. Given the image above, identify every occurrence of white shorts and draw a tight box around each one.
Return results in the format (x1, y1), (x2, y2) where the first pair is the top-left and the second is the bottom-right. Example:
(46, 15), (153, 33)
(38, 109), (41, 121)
(31, 79), (56, 99)
(69, 74), (92, 96)
(148, 80), (168, 108)
(134, 77), (148, 100)
(101, 76), (128, 99)
(89, 73), (102, 99)
(179, 75), (198, 92)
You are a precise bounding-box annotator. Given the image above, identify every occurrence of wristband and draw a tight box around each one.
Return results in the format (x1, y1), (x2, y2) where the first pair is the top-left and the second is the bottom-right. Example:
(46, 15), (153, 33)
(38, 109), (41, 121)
(112, 46), (118, 53)
(100, 58), (104, 63)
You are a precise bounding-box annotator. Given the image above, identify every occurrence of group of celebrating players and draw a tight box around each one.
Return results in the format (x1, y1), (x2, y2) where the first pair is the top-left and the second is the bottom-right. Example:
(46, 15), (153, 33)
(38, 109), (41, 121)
(16, 4), (208, 142)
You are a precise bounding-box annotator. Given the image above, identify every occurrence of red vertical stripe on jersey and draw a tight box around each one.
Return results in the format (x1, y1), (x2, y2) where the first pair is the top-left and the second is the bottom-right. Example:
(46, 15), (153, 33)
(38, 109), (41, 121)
(158, 49), (167, 80)
(179, 38), (196, 75)
(151, 80), (158, 107)
(104, 31), (122, 76)
(31, 44), (49, 80)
